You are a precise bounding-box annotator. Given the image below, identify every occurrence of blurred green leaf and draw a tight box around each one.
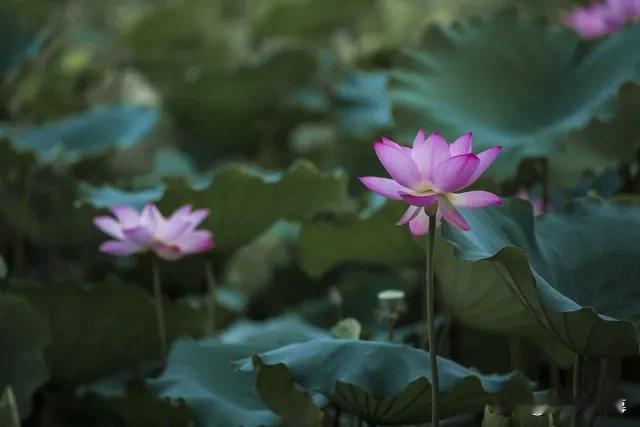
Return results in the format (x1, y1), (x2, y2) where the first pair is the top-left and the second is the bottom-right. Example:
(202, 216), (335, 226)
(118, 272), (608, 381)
(551, 83), (640, 184)
(0, 3), (47, 78)
(0, 293), (50, 418)
(299, 200), (420, 277)
(239, 338), (532, 424)
(2, 105), (158, 164)
(160, 160), (348, 250)
(336, 71), (392, 137)
(77, 183), (164, 211)
(9, 277), (205, 385)
(392, 13), (640, 179)
(442, 198), (640, 357)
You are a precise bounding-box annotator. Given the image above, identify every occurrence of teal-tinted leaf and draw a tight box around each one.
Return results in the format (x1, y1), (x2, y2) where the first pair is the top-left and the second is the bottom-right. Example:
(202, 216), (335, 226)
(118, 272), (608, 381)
(392, 13), (640, 179)
(442, 198), (640, 357)
(4, 105), (158, 164)
(0, 294), (50, 418)
(336, 71), (392, 137)
(77, 183), (164, 211)
(9, 278), (205, 385)
(149, 316), (328, 427)
(239, 339), (531, 424)
(299, 201), (420, 277)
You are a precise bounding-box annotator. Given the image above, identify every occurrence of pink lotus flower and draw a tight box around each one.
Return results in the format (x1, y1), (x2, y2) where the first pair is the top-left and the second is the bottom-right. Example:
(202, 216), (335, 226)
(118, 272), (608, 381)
(359, 130), (501, 234)
(94, 204), (214, 260)
(563, 0), (639, 39)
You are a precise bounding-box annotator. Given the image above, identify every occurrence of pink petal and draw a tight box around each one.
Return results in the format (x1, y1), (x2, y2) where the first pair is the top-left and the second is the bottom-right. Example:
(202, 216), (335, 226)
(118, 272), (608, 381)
(412, 129), (426, 148)
(93, 216), (124, 240)
(431, 154), (480, 193)
(178, 230), (215, 254)
(123, 226), (154, 246)
(99, 240), (142, 256)
(396, 205), (419, 225)
(449, 132), (473, 156)
(438, 197), (470, 231)
(409, 209), (429, 236)
(447, 191), (502, 208)
(373, 141), (421, 188)
(358, 177), (407, 200)
(110, 206), (139, 228)
(161, 220), (192, 241)
(151, 241), (183, 261)
(140, 204), (163, 230)
(186, 209), (210, 229)
(167, 205), (193, 222)
(411, 132), (450, 182)
(465, 146), (501, 187)
(398, 192), (438, 207)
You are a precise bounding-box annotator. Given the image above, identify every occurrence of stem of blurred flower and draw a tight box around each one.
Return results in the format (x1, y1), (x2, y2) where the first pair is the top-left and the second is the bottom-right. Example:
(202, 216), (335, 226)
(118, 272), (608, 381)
(426, 214), (439, 427)
(572, 354), (583, 427)
(14, 165), (36, 275)
(204, 260), (217, 335)
(152, 258), (168, 359)
(540, 158), (550, 213)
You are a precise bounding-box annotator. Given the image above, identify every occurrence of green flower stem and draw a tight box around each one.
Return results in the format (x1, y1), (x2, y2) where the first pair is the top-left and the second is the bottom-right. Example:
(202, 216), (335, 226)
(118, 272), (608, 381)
(426, 214), (440, 427)
(572, 354), (583, 427)
(152, 258), (168, 359)
(204, 260), (217, 335)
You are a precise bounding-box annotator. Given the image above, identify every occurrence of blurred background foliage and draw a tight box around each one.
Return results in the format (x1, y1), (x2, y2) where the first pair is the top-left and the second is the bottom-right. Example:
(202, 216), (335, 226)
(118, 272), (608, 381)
(1, 0), (639, 426)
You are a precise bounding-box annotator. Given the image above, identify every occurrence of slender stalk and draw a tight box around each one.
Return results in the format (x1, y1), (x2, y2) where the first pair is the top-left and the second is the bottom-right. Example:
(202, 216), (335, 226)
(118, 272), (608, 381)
(204, 260), (217, 335)
(540, 157), (550, 213)
(152, 259), (168, 359)
(426, 214), (439, 427)
(388, 314), (397, 343)
(14, 165), (36, 275)
(334, 406), (341, 427)
(572, 354), (583, 427)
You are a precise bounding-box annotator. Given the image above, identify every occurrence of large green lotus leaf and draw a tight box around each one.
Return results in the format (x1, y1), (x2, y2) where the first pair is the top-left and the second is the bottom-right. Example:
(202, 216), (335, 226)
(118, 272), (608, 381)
(238, 339), (531, 424)
(0, 294), (50, 418)
(1, 105), (158, 164)
(149, 316), (329, 427)
(299, 199), (420, 277)
(9, 277), (205, 385)
(442, 198), (640, 357)
(436, 237), (574, 367)
(160, 160), (348, 250)
(392, 14), (640, 179)
(550, 82), (640, 184)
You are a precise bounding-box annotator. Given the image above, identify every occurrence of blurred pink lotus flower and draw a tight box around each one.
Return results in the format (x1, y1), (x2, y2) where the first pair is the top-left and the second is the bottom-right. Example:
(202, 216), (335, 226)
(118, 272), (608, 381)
(94, 204), (214, 260)
(515, 189), (554, 217)
(359, 130), (502, 234)
(563, 0), (640, 39)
